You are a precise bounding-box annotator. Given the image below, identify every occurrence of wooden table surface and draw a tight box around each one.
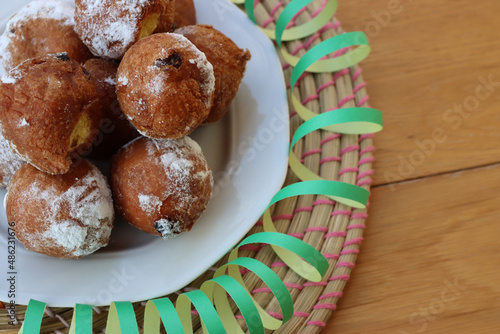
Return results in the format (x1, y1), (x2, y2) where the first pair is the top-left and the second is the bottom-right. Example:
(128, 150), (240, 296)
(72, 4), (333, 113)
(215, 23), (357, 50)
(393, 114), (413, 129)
(323, 0), (500, 333)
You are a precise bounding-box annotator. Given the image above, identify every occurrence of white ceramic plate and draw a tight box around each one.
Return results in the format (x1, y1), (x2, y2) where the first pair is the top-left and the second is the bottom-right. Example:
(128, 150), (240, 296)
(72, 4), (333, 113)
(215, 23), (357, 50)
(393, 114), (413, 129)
(0, 0), (289, 306)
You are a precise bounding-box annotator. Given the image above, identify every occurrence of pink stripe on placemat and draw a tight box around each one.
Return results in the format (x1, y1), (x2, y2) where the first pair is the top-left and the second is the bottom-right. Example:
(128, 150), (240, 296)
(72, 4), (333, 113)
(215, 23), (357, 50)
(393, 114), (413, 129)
(325, 231), (347, 239)
(341, 145), (360, 155)
(252, 287), (271, 294)
(273, 214), (294, 221)
(268, 311), (284, 320)
(322, 253), (340, 260)
(294, 206), (313, 213)
(343, 237), (364, 247)
(303, 281), (328, 287)
(307, 320), (327, 327)
(352, 212), (368, 219)
(286, 282), (304, 290)
(302, 94), (320, 105)
(331, 210), (351, 217)
(311, 0), (329, 18)
(270, 261), (287, 268)
(313, 199), (335, 206)
(360, 146), (375, 155)
(316, 69), (350, 93)
(352, 68), (363, 81)
(262, 1), (284, 28)
(353, 82), (367, 93)
(358, 156), (375, 165)
(288, 233), (304, 239)
(320, 134), (342, 146)
(338, 167), (359, 176)
(313, 303), (337, 311)
(320, 156), (341, 165)
(318, 291), (343, 300)
(302, 149), (322, 159)
(357, 170), (374, 180)
(295, 311), (311, 318)
(334, 68), (350, 81)
(340, 249), (360, 255)
(346, 224), (366, 230)
(359, 133), (374, 142)
(358, 95), (370, 106)
(337, 261), (355, 269)
(357, 179), (372, 187)
(316, 80), (335, 93)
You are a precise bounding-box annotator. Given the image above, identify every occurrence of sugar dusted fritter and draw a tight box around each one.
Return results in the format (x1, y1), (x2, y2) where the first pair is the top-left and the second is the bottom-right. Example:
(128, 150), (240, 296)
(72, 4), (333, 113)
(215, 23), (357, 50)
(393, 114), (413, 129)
(0, 53), (102, 175)
(75, 0), (167, 59)
(111, 136), (212, 239)
(116, 33), (215, 139)
(0, 0), (92, 71)
(6, 160), (114, 259)
(175, 25), (251, 124)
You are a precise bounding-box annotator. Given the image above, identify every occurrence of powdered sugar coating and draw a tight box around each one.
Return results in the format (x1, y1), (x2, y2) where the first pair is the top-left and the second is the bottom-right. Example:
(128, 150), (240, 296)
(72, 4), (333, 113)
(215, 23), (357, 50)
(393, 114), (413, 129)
(116, 33), (215, 139)
(146, 136), (211, 212)
(0, 131), (24, 188)
(75, 0), (161, 59)
(6, 161), (114, 258)
(138, 193), (162, 214)
(112, 136), (213, 239)
(0, 0), (75, 68)
(168, 33), (215, 108)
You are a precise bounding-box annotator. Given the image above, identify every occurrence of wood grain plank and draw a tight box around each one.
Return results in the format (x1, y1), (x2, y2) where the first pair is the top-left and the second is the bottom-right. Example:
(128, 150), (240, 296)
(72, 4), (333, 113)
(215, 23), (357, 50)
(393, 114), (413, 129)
(337, 0), (500, 185)
(323, 164), (500, 333)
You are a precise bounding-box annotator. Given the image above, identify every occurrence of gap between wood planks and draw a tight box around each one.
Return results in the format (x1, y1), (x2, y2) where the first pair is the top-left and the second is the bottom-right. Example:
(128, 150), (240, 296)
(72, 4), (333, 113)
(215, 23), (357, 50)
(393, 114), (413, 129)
(373, 161), (500, 189)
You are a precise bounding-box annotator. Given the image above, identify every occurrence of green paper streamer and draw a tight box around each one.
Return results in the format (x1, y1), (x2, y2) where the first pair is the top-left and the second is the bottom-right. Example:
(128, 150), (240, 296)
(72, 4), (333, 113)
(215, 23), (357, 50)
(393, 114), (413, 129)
(69, 304), (93, 334)
(290, 32), (370, 80)
(288, 108), (383, 183)
(201, 275), (264, 333)
(105, 302), (139, 334)
(176, 290), (226, 334)
(17, 299), (46, 334)
(274, 0), (338, 43)
(215, 257), (294, 330)
(291, 107), (383, 144)
(144, 299), (184, 334)
(19, 0), (382, 333)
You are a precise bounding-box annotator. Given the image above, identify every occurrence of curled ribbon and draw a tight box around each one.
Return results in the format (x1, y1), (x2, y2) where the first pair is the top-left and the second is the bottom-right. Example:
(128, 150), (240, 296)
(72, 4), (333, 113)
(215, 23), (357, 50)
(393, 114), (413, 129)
(18, 0), (383, 333)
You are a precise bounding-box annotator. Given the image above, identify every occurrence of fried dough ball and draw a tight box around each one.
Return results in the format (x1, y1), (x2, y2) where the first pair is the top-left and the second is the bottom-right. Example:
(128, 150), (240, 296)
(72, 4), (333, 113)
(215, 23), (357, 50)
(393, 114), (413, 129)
(6, 160), (114, 259)
(111, 137), (213, 239)
(0, 53), (102, 175)
(75, 0), (166, 59)
(154, 0), (195, 32)
(153, 0), (176, 33)
(83, 59), (139, 159)
(174, 0), (196, 28)
(175, 25), (251, 124)
(116, 33), (215, 139)
(0, 0), (92, 71)
(0, 132), (24, 189)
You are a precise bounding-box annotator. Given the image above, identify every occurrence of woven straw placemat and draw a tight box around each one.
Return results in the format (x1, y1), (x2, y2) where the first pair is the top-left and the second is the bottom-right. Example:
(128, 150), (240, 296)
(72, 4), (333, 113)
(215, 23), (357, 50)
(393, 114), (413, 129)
(0, 0), (375, 333)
